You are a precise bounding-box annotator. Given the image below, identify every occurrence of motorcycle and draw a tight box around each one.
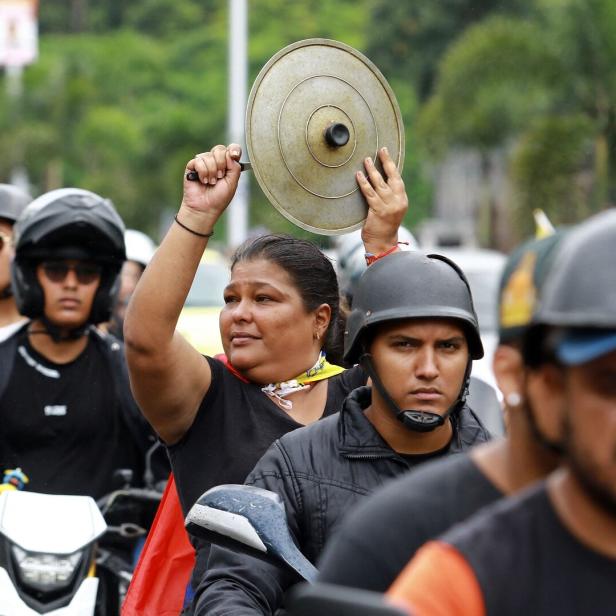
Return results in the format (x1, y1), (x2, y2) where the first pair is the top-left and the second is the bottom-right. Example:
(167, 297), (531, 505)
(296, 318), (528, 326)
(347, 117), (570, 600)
(0, 473), (161, 616)
(185, 483), (407, 616)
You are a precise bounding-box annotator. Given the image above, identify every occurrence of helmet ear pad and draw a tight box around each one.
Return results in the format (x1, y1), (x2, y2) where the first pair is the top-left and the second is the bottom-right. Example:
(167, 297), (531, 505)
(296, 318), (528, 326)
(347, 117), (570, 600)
(90, 265), (121, 324)
(11, 259), (44, 319)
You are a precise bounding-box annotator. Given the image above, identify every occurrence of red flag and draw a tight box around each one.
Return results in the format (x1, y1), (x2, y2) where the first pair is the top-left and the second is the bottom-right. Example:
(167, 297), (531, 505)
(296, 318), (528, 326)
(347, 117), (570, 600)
(122, 474), (195, 616)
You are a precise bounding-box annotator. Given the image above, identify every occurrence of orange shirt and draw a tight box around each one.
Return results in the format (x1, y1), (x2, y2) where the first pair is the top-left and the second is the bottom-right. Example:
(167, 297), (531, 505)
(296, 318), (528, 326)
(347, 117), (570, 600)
(387, 541), (486, 616)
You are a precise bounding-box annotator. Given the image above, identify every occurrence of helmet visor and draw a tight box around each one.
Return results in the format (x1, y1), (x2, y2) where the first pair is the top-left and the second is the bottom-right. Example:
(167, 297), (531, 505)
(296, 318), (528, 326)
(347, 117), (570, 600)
(556, 329), (616, 365)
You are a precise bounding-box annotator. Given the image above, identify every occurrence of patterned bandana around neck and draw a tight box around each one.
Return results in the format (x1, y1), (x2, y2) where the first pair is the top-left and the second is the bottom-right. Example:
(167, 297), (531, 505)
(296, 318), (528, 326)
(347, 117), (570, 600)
(261, 351), (345, 410)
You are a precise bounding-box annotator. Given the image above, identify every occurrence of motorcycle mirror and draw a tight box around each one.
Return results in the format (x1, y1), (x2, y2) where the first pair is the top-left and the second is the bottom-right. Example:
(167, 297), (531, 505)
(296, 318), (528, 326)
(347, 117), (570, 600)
(112, 468), (133, 489)
(185, 484), (317, 583)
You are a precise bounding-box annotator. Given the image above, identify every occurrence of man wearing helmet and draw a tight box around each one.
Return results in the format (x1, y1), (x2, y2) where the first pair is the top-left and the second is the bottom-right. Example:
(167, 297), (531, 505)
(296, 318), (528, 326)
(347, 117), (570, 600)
(193, 250), (491, 616)
(316, 232), (564, 593)
(388, 209), (616, 616)
(0, 184), (32, 342)
(0, 188), (157, 500)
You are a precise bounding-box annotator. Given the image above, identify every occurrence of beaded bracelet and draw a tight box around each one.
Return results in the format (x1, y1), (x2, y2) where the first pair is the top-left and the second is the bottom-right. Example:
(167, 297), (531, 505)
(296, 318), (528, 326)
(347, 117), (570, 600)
(174, 215), (214, 238)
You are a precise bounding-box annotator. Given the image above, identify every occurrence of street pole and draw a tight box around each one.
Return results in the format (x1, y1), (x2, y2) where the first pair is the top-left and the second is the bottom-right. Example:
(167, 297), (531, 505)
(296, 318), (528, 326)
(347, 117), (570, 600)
(227, 0), (249, 249)
(6, 64), (29, 191)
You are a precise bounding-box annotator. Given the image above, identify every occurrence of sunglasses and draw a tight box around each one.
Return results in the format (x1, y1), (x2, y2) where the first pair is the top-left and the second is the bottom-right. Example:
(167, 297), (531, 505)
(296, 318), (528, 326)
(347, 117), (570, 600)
(41, 261), (103, 285)
(0, 231), (11, 251)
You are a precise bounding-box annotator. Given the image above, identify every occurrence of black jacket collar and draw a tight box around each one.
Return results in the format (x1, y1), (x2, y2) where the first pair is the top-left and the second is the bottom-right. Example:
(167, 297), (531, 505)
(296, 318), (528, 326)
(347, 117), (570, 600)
(337, 385), (490, 458)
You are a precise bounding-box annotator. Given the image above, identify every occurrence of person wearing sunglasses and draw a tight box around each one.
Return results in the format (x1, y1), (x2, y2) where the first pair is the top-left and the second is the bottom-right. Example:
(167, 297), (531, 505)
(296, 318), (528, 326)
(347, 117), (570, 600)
(0, 184), (32, 343)
(0, 188), (162, 501)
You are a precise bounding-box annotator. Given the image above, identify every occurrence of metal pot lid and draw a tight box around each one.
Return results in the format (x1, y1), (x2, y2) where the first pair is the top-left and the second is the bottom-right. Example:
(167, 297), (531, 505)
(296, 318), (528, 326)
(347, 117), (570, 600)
(246, 38), (405, 236)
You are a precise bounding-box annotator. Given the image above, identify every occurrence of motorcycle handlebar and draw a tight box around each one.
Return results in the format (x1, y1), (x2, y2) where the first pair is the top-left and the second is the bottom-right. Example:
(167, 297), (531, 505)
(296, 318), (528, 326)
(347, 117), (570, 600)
(97, 487), (162, 514)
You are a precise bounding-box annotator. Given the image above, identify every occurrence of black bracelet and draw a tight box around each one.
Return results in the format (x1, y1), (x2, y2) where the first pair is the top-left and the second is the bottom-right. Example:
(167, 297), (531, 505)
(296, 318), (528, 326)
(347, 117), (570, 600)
(174, 215), (214, 238)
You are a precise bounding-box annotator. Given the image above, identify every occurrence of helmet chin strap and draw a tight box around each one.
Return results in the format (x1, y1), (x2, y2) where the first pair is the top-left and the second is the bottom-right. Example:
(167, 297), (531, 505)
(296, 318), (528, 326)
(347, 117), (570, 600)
(34, 316), (91, 343)
(358, 353), (472, 433)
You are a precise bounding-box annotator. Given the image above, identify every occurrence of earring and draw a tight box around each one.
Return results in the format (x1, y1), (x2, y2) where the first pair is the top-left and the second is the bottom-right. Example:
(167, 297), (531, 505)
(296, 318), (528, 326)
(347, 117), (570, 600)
(505, 392), (522, 408)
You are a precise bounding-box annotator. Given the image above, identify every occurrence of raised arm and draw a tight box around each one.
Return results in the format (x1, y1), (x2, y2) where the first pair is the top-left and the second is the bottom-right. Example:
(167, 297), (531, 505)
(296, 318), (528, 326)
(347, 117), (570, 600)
(357, 146), (409, 257)
(124, 144), (242, 444)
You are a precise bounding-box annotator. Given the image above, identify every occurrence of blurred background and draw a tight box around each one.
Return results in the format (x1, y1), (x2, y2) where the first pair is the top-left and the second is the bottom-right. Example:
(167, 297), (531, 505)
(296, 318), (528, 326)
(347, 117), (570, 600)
(0, 0), (616, 251)
(2, 0), (614, 252)
(5, 0), (613, 380)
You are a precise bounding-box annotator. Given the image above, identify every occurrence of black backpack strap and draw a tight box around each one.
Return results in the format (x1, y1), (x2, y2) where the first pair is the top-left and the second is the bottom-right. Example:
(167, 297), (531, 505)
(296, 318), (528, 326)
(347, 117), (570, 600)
(0, 324), (28, 401)
(90, 327), (170, 487)
(0, 324), (29, 471)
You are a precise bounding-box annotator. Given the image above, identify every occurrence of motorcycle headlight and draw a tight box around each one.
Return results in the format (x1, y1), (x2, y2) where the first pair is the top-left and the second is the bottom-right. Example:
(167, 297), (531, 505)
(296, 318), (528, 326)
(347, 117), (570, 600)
(11, 545), (84, 590)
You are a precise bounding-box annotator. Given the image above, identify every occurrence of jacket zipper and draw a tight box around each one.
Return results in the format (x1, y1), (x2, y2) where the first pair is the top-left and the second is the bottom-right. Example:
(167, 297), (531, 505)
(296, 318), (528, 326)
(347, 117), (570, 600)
(343, 453), (409, 467)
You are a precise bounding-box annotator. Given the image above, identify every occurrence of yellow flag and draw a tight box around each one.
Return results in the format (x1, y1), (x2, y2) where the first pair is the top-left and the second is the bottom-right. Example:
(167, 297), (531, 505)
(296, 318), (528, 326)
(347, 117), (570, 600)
(533, 209), (555, 239)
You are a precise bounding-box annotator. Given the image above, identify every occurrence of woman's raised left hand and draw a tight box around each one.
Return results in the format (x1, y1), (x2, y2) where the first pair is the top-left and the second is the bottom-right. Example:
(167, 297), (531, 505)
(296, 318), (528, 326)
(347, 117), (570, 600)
(356, 147), (409, 255)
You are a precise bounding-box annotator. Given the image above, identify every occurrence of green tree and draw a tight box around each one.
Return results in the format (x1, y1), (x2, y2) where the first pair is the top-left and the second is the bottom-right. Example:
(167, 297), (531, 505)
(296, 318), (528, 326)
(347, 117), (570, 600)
(415, 0), (616, 244)
(417, 16), (560, 153)
(511, 115), (596, 237)
(365, 0), (533, 101)
(4, 0), (383, 245)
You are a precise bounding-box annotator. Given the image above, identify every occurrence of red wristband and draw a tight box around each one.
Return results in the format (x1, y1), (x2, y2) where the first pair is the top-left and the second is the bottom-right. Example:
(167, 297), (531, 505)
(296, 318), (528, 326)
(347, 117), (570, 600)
(365, 244), (399, 266)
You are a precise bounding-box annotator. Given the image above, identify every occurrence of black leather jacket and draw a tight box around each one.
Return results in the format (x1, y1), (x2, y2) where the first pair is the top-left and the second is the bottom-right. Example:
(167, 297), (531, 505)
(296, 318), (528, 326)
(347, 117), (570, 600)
(194, 386), (491, 616)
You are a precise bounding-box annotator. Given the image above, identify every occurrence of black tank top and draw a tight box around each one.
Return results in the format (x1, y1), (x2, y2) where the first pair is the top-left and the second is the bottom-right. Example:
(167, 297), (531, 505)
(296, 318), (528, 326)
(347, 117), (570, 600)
(167, 357), (366, 515)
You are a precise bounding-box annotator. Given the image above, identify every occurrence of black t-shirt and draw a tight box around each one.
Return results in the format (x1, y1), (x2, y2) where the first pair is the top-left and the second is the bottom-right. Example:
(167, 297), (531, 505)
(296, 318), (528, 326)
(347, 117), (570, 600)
(317, 453), (502, 592)
(445, 482), (616, 616)
(0, 332), (134, 499)
(168, 357), (366, 515)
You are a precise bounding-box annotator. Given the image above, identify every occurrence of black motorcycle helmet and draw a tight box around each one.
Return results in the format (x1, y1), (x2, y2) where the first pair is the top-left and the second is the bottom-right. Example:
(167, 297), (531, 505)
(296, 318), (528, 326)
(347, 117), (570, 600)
(344, 251), (483, 432)
(525, 208), (616, 367)
(11, 188), (126, 326)
(0, 183), (32, 224)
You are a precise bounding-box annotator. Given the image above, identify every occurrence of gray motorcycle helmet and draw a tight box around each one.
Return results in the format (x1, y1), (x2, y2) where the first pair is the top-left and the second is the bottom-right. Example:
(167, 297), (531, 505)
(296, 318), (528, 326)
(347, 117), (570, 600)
(534, 208), (616, 330)
(525, 208), (616, 368)
(12, 188), (126, 324)
(344, 250), (484, 364)
(0, 184), (32, 224)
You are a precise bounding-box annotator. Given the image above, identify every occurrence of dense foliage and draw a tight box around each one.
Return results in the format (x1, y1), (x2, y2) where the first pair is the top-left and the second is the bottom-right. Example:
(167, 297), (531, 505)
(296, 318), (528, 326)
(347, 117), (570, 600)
(1, 0), (612, 246)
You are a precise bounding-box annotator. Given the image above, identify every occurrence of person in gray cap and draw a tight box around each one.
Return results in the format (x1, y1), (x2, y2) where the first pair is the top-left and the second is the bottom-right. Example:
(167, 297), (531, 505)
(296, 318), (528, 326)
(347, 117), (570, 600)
(0, 184), (32, 341)
(193, 250), (491, 616)
(388, 209), (616, 616)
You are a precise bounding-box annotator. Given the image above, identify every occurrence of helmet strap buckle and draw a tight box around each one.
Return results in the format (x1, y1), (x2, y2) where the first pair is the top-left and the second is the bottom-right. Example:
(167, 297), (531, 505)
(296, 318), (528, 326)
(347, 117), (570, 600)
(36, 317), (91, 343)
(397, 409), (445, 433)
